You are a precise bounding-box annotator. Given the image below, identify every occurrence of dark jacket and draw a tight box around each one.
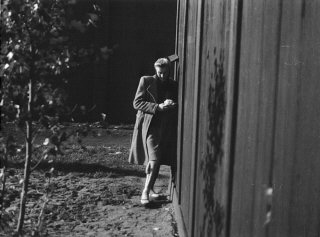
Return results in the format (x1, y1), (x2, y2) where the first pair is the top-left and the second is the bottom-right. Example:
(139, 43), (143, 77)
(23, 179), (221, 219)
(128, 75), (178, 166)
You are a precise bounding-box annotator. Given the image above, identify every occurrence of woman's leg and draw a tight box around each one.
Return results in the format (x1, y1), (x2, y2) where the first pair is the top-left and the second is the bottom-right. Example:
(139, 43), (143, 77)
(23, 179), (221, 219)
(141, 161), (160, 204)
(143, 161), (160, 194)
(141, 128), (161, 204)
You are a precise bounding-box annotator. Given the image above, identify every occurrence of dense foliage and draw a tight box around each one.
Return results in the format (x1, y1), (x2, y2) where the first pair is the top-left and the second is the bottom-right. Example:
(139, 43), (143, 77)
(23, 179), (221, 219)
(0, 0), (112, 234)
(1, 0), (111, 125)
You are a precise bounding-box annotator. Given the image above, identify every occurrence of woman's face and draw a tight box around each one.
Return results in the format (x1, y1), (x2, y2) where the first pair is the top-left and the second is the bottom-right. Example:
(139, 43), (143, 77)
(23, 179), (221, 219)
(155, 66), (169, 81)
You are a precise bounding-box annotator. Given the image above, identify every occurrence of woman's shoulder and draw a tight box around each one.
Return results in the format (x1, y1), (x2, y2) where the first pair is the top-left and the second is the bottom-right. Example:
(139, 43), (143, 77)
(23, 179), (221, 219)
(140, 75), (156, 85)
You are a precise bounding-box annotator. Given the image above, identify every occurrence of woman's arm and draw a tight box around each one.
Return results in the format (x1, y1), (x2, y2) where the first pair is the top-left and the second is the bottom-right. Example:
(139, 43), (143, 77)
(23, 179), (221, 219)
(133, 77), (158, 114)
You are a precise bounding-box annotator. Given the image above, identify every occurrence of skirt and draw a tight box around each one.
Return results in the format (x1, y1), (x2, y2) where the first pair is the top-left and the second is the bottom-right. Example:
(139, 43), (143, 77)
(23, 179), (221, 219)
(146, 125), (162, 162)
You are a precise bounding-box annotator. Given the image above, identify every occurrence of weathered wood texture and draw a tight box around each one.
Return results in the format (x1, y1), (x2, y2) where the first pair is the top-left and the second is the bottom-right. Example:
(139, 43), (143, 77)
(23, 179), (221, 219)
(175, 0), (320, 237)
(230, 1), (320, 237)
(230, 0), (282, 236)
(269, 1), (320, 236)
(192, 1), (236, 237)
(175, 0), (237, 236)
(176, 0), (199, 235)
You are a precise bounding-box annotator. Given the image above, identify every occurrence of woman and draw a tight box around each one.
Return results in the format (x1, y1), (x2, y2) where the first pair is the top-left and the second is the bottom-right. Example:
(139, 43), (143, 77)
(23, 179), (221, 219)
(129, 58), (178, 204)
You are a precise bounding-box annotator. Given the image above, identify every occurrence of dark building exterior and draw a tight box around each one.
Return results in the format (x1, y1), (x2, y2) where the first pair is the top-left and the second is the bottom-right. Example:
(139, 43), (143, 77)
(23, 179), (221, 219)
(172, 0), (320, 237)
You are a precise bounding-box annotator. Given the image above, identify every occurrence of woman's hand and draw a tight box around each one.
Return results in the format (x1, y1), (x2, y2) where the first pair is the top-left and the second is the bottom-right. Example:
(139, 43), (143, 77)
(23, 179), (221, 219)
(157, 99), (177, 111)
(157, 103), (170, 111)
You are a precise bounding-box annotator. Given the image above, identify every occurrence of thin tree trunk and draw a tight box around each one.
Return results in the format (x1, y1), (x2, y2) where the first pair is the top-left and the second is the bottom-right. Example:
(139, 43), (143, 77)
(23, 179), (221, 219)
(16, 79), (33, 234)
(0, 150), (8, 211)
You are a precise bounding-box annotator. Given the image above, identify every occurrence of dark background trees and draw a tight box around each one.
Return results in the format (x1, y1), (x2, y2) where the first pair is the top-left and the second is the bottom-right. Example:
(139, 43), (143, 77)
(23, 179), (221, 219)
(66, 0), (177, 124)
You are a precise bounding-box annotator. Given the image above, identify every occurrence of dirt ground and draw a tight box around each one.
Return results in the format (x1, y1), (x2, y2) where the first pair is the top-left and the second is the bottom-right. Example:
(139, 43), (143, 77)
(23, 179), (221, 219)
(1, 127), (179, 237)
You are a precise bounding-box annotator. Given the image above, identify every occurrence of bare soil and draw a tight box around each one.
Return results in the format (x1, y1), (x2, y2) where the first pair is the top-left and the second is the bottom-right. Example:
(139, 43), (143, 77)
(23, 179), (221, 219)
(1, 127), (178, 237)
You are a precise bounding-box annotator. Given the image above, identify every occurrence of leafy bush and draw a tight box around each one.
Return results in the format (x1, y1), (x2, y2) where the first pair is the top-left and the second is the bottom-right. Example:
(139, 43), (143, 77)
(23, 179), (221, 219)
(0, 0), (113, 234)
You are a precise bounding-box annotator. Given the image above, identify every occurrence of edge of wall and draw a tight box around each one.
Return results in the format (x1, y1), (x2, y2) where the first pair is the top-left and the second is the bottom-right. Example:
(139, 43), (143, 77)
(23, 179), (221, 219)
(172, 186), (188, 237)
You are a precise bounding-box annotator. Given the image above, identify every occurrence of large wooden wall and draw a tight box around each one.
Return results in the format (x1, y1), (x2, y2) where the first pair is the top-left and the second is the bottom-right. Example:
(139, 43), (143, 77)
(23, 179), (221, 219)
(174, 0), (238, 236)
(230, 1), (320, 237)
(174, 0), (320, 237)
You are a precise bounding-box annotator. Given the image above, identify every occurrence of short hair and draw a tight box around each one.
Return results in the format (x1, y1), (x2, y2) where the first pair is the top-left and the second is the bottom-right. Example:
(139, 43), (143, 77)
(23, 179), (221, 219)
(154, 58), (170, 68)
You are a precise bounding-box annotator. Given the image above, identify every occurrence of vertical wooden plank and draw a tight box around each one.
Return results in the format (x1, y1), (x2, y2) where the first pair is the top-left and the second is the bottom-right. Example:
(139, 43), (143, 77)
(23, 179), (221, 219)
(168, 0), (180, 202)
(269, 1), (305, 236)
(224, 0), (242, 236)
(270, 1), (320, 236)
(192, 0), (233, 236)
(178, 1), (199, 235)
(189, 0), (203, 235)
(228, 0), (290, 236)
(192, 0), (214, 234)
(176, 0), (187, 204)
(174, 0), (190, 236)
(250, 1), (283, 236)
(294, 3), (320, 234)
(173, 0), (180, 82)
(230, 0), (267, 236)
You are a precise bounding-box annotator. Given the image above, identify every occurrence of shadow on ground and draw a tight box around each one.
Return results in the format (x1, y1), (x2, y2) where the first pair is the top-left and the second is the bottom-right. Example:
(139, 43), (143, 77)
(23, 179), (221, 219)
(8, 161), (146, 177)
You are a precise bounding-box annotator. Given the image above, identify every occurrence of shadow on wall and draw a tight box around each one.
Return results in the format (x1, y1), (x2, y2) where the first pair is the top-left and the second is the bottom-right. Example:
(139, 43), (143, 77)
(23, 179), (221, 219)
(200, 48), (226, 237)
